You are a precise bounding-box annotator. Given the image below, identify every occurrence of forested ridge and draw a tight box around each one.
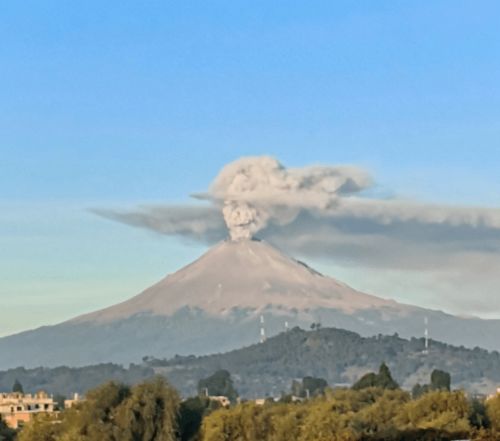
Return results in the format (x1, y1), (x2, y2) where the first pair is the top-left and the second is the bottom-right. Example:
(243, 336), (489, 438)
(149, 326), (500, 397)
(2, 326), (499, 398)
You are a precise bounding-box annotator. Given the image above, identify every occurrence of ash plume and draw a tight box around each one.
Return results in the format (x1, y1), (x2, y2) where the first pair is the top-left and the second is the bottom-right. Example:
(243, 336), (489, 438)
(93, 156), (500, 254)
(206, 156), (372, 241)
(92, 155), (500, 316)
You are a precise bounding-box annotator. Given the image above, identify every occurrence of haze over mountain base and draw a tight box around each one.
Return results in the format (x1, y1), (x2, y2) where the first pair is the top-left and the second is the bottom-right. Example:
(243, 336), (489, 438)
(1, 239), (500, 369)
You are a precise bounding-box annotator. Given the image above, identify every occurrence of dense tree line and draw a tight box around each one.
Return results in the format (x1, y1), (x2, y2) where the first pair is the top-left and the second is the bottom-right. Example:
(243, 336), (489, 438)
(201, 389), (500, 441)
(17, 377), (180, 441)
(9, 365), (500, 441)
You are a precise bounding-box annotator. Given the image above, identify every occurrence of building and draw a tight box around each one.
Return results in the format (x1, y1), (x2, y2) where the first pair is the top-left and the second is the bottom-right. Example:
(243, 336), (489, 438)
(487, 387), (500, 401)
(208, 395), (231, 407)
(64, 393), (83, 409)
(0, 391), (56, 429)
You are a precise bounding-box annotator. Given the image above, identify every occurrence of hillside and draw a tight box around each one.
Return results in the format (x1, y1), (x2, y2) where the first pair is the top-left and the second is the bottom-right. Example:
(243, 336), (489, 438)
(149, 327), (500, 398)
(2, 239), (500, 369)
(1, 327), (499, 399)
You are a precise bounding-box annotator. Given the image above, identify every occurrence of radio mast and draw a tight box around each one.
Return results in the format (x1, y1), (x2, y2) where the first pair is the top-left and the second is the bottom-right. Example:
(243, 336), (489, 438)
(260, 315), (266, 343)
(423, 316), (429, 355)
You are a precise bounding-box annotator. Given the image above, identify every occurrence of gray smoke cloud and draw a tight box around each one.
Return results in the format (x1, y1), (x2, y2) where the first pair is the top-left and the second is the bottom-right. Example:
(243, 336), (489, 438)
(91, 205), (225, 243)
(93, 156), (500, 315)
(94, 156), (500, 248)
(205, 156), (372, 240)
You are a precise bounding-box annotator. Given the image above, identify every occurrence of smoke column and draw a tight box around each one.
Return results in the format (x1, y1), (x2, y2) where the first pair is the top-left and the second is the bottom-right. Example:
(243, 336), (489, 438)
(209, 156), (371, 241)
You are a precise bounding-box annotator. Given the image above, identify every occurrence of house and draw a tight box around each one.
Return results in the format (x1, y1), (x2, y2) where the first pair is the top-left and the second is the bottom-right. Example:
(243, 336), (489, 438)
(64, 393), (83, 409)
(0, 391), (56, 429)
(487, 387), (500, 401)
(208, 395), (231, 407)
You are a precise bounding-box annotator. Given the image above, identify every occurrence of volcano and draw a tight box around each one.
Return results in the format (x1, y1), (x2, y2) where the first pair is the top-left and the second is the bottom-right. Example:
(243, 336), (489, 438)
(1, 239), (500, 369)
(74, 239), (400, 323)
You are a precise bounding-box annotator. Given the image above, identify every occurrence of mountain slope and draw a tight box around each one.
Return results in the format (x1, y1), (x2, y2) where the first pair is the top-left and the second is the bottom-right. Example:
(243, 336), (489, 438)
(1, 239), (500, 369)
(72, 239), (402, 323)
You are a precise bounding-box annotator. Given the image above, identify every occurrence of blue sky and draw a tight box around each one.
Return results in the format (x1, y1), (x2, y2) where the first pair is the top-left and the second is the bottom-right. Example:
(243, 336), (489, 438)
(1, 1), (500, 336)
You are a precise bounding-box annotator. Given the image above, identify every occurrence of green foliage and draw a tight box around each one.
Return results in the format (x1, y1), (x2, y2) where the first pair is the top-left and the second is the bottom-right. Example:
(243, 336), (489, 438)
(17, 377), (180, 441)
(302, 376), (328, 397)
(13, 377), (500, 441)
(291, 376), (328, 398)
(178, 396), (216, 441)
(200, 388), (495, 441)
(12, 379), (23, 394)
(412, 369), (452, 399)
(411, 383), (428, 399)
(351, 389), (410, 439)
(180, 397), (223, 441)
(197, 370), (238, 403)
(352, 363), (399, 391)
(0, 420), (16, 441)
(115, 377), (180, 441)
(487, 394), (500, 435)
(430, 369), (451, 391)
(395, 390), (471, 440)
(17, 414), (60, 441)
(469, 397), (490, 430)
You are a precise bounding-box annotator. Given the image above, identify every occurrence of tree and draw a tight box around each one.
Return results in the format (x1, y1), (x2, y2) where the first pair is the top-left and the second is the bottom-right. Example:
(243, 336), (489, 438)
(430, 369), (451, 391)
(395, 390), (471, 440)
(292, 377), (328, 398)
(412, 370), (451, 399)
(469, 397), (490, 430)
(12, 379), (24, 393)
(377, 363), (399, 390)
(178, 396), (214, 441)
(298, 399), (356, 441)
(352, 372), (378, 390)
(198, 370), (238, 403)
(268, 405), (302, 441)
(17, 378), (181, 441)
(57, 380), (131, 441)
(411, 383), (428, 399)
(17, 414), (61, 441)
(0, 420), (16, 441)
(353, 363), (399, 390)
(487, 394), (500, 435)
(115, 376), (180, 441)
(352, 389), (410, 440)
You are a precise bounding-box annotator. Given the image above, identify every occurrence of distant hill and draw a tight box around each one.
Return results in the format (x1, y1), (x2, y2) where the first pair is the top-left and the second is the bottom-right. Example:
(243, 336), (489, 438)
(147, 327), (500, 398)
(0, 364), (154, 398)
(1, 326), (499, 399)
(2, 239), (500, 370)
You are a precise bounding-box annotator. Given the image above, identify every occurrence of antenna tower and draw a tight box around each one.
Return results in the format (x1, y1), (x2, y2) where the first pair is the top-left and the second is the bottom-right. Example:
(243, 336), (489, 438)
(260, 315), (266, 343)
(423, 316), (429, 354)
